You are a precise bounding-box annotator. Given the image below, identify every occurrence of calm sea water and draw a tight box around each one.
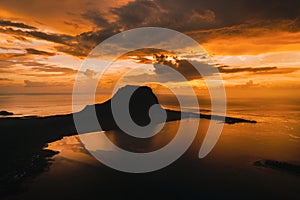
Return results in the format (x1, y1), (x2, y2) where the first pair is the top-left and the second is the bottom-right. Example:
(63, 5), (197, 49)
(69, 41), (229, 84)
(0, 94), (86, 117)
(1, 93), (299, 139)
(2, 94), (300, 199)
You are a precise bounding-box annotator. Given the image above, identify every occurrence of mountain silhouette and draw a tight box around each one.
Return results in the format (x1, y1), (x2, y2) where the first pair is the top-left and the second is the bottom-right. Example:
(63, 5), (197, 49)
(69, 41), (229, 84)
(77, 85), (166, 131)
(0, 85), (257, 196)
(1, 85), (256, 145)
(0, 110), (14, 116)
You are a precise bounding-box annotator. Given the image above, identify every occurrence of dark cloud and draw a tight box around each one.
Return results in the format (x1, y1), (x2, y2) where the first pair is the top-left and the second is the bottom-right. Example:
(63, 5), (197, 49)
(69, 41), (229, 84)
(0, 27), (73, 45)
(54, 45), (87, 57)
(59, 25), (120, 57)
(108, 0), (300, 32)
(0, 20), (37, 29)
(253, 67), (299, 75)
(0, 78), (12, 81)
(156, 53), (220, 78)
(218, 66), (278, 73)
(30, 65), (77, 76)
(28, 30), (73, 45)
(0, 26), (80, 56)
(109, 0), (218, 32)
(123, 53), (217, 83)
(1, 0), (300, 58)
(16, 22), (117, 57)
(13, 35), (31, 42)
(153, 55), (205, 81)
(125, 53), (299, 84)
(161, 0), (300, 28)
(81, 10), (110, 28)
(111, 1), (165, 29)
(218, 65), (300, 75)
(237, 0), (300, 21)
(0, 55), (77, 77)
(24, 80), (47, 87)
(26, 48), (56, 56)
(64, 0), (300, 57)
(63, 21), (79, 29)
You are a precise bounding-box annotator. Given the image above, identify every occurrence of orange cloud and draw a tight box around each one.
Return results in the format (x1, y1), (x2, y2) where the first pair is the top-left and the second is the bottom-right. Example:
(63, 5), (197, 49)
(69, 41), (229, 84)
(0, 0), (299, 94)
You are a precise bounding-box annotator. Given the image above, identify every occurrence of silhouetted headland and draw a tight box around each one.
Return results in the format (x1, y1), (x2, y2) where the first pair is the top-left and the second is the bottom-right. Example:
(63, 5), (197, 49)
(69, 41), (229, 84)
(1, 85), (256, 145)
(0, 85), (256, 197)
(0, 85), (257, 160)
(0, 110), (14, 116)
(254, 159), (300, 175)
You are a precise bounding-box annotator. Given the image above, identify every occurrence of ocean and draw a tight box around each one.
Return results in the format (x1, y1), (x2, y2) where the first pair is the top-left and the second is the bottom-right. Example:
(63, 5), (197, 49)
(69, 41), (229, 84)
(1, 93), (299, 140)
(1, 93), (300, 199)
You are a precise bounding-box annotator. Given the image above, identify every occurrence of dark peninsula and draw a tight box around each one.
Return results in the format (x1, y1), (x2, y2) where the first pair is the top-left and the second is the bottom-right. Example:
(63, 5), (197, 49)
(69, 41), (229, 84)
(0, 85), (256, 197)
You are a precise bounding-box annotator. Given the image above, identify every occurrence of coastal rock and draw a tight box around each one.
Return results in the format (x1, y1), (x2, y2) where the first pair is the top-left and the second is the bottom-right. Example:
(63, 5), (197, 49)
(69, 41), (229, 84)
(0, 110), (14, 116)
(0, 85), (258, 197)
(0, 85), (257, 138)
(254, 159), (300, 175)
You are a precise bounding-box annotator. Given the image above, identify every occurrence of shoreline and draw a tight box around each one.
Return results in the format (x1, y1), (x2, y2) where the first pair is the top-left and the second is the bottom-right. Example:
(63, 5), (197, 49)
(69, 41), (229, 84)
(0, 86), (257, 198)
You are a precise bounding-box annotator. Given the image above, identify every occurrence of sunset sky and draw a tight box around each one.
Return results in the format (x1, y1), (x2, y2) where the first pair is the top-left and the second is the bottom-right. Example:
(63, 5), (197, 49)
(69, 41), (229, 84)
(0, 0), (299, 97)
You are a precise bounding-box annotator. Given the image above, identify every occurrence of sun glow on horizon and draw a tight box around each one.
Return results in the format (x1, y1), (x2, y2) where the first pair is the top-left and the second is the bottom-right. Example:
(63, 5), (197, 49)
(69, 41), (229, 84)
(0, 0), (299, 96)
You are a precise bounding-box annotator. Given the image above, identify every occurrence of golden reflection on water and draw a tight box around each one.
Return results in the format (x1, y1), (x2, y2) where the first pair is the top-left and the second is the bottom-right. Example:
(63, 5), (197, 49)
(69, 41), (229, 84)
(47, 116), (300, 168)
(47, 119), (208, 164)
